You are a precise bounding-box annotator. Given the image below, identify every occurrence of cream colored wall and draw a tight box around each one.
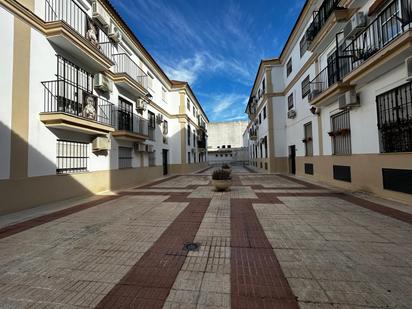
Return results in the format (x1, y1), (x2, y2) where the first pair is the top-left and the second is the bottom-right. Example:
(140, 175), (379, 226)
(296, 154), (412, 204)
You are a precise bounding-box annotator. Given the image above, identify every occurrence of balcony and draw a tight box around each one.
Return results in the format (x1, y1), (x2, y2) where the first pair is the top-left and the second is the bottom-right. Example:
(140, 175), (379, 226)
(40, 79), (115, 135)
(306, 0), (350, 53)
(309, 0), (412, 105)
(339, 0), (412, 85)
(109, 53), (148, 97)
(112, 110), (149, 141)
(44, 0), (114, 72)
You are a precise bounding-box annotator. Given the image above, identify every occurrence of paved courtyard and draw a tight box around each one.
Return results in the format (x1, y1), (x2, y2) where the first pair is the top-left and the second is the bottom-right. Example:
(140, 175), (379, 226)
(1, 166), (412, 308)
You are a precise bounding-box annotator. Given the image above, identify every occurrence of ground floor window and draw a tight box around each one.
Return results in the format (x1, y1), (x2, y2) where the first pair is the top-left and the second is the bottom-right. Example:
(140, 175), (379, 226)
(188, 152), (191, 164)
(377, 81), (412, 153)
(56, 140), (88, 174)
(118, 146), (132, 169)
(149, 152), (156, 167)
(304, 122), (313, 156)
(330, 110), (351, 155)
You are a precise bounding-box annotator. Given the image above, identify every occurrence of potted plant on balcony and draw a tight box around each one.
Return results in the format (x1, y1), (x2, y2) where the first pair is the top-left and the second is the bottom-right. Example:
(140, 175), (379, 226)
(222, 163), (232, 173)
(212, 169), (232, 192)
(340, 128), (350, 136)
(328, 131), (336, 137)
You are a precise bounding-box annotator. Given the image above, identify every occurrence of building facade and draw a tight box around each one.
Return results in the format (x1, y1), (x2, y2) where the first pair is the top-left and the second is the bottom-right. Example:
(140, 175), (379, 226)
(244, 0), (412, 203)
(0, 0), (208, 214)
(208, 121), (248, 165)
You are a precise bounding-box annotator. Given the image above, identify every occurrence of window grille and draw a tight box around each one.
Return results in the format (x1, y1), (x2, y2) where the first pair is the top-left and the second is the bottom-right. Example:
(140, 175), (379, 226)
(331, 111), (351, 155)
(288, 93), (294, 110)
(377, 81), (412, 153)
(304, 122), (313, 156)
(56, 140), (88, 174)
(287, 58), (293, 77)
(301, 75), (311, 99)
(118, 147), (132, 169)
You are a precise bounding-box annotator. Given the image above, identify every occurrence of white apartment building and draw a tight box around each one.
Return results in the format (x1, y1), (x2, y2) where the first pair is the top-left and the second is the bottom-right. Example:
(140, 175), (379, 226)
(207, 121), (248, 165)
(244, 0), (412, 203)
(0, 0), (208, 214)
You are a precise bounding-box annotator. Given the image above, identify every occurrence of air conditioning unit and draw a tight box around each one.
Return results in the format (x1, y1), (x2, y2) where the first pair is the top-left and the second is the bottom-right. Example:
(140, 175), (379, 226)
(406, 57), (412, 81)
(136, 98), (147, 112)
(108, 22), (122, 43)
(92, 137), (110, 151)
(344, 12), (367, 40)
(134, 143), (146, 152)
(156, 114), (164, 124)
(339, 89), (359, 110)
(94, 73), (113, 92)
(146, 145), (155, 153)
(92, 1), (110, 27)
(287, 109), (297, 119)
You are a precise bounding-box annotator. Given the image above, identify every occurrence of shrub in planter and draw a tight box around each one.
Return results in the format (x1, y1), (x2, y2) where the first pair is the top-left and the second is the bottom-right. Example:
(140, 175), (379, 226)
(212, 169), (232, 191)
(221, 163), (232, 173)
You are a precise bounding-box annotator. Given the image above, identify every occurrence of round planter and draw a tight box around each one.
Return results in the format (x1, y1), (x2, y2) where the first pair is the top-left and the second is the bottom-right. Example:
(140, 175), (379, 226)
(212, 179), (232, 191)
(222, 168), (232, 174)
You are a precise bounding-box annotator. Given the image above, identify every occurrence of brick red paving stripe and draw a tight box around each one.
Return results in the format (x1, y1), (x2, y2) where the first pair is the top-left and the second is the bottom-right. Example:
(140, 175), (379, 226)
(95, 197), (211, 309)
(0, 195), (119, 240)
(195, 166), (214, 174)
(276, 174), (324, 189)
(135, 175), (180, 189)
(230, 199), (299, 309)
(335, 193), (412, 225)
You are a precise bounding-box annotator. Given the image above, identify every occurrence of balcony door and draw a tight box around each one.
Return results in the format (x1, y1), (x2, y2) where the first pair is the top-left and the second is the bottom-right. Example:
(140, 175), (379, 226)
(118, 97), (133, 131)
(162, 149), (169, 175)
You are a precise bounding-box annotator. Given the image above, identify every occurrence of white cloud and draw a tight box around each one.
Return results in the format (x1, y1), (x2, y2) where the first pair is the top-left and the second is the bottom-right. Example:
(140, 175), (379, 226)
(201, 93), (249, 121)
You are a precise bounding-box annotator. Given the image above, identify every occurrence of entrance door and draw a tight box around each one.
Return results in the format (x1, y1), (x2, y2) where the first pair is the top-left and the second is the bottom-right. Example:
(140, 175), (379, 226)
(289, 145), (296, 175)
(162, 149), (168, 175)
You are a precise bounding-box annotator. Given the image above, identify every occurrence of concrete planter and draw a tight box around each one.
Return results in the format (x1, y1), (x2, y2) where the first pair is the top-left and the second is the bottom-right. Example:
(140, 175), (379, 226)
(222, 168), (232, 174)
(212, 179), (232, 191)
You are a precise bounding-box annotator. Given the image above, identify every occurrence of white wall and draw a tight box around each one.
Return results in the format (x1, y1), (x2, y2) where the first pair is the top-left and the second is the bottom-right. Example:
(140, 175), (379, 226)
(0, 7), (14, 180)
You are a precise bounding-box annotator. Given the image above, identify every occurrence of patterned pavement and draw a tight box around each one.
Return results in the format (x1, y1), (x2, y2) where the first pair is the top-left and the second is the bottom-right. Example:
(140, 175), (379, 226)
(0, 167), (412, 308)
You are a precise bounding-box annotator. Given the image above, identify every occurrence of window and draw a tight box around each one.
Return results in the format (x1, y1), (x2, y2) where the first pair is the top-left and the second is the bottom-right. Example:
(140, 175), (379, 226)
(301, 75), (311, 99)
(288, 93), (294, 110)
(148, 111), (156, 141)
(187, 125), (191, 146)
(330, 110), (351, 155)
(187, 98), (191, 111)
(193, 130), (196, 146)
(215, 154), (218, 157)
(118, 147), (132, 169)
(287, 58), (293, 77)
(188, 152), (191, 164)
(228, 145), (231, 148)
(377, 81), (412, 153)
(380, 1), (401, 45)
(222, 145), (226, 148)
(300, 35), (308, 58)
(147, 71), (154, 90)
(163, 120), (168, 135)
(259, 113), (262, 124)
(56, 140), (88, 174)
(262, 77), (266, 95)
(263, 106), (267, 119)
(304, 122), (313, 156)
(193, 107), (196, 117)
(118, 97), (133, 131)
(162, 87), (166, 101)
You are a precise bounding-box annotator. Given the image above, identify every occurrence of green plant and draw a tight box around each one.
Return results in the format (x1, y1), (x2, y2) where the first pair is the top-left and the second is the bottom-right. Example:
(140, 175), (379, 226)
(222, 164), (231, 169)
(212, 169), (232, 180)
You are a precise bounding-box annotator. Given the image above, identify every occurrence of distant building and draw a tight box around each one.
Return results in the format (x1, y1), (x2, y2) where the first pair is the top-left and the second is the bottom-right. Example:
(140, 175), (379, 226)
(208, 121), (248, 165)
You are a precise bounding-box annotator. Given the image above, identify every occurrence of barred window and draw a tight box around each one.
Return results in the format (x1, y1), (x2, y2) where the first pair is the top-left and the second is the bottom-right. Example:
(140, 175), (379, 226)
(301, 75), (311, 99)
(286, 58), (293, 77)
(304, 122), (313, 156)
(377, 82), (412, 153)
(288, 93), (294, 110)
(118, 147), (132, 169)
(187, 124), (191, 146)
(56, 140), (88, 174)
(330, 111), (351, 155)
(187, 98), (191, 111)
(163, 120), (168, 135)
(148, 111), (156, 128)
(300, 35), (307, 58)
(263, 106), (267, 119)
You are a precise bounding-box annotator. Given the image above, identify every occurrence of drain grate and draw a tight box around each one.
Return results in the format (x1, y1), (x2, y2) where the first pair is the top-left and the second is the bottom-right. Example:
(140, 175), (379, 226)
(183, 242), (200, 251)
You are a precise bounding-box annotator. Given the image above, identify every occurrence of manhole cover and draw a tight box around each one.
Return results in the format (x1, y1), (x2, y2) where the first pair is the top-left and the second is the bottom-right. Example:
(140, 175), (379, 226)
(183, 242), (200, 251)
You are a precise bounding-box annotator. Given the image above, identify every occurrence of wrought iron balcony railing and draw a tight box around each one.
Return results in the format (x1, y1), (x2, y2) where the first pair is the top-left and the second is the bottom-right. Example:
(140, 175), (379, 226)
(42, 79), (115, 126)
(115, 109), (149, 136)
(112, 53), (148, 89)
(306, 0), (342, 42)
(44, 0), (114, 59)
(340, 0), (411, 78)
(309, 0), (412, 100)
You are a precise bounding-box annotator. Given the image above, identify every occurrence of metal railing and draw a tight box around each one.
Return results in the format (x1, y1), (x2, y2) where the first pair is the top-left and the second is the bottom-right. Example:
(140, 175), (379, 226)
(340, 0), (411, 78)
(112, 53), (148, 89)
(306, 0), (342, 42)
(42, 79), (115, 126)
(115, 109), (149, 136)
(309, 0), (412, 99)
(44, 0), (113, 59)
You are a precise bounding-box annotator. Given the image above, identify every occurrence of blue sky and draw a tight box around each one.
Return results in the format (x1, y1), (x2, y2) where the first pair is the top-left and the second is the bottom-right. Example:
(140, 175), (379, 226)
(110, 0), (305, 122)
